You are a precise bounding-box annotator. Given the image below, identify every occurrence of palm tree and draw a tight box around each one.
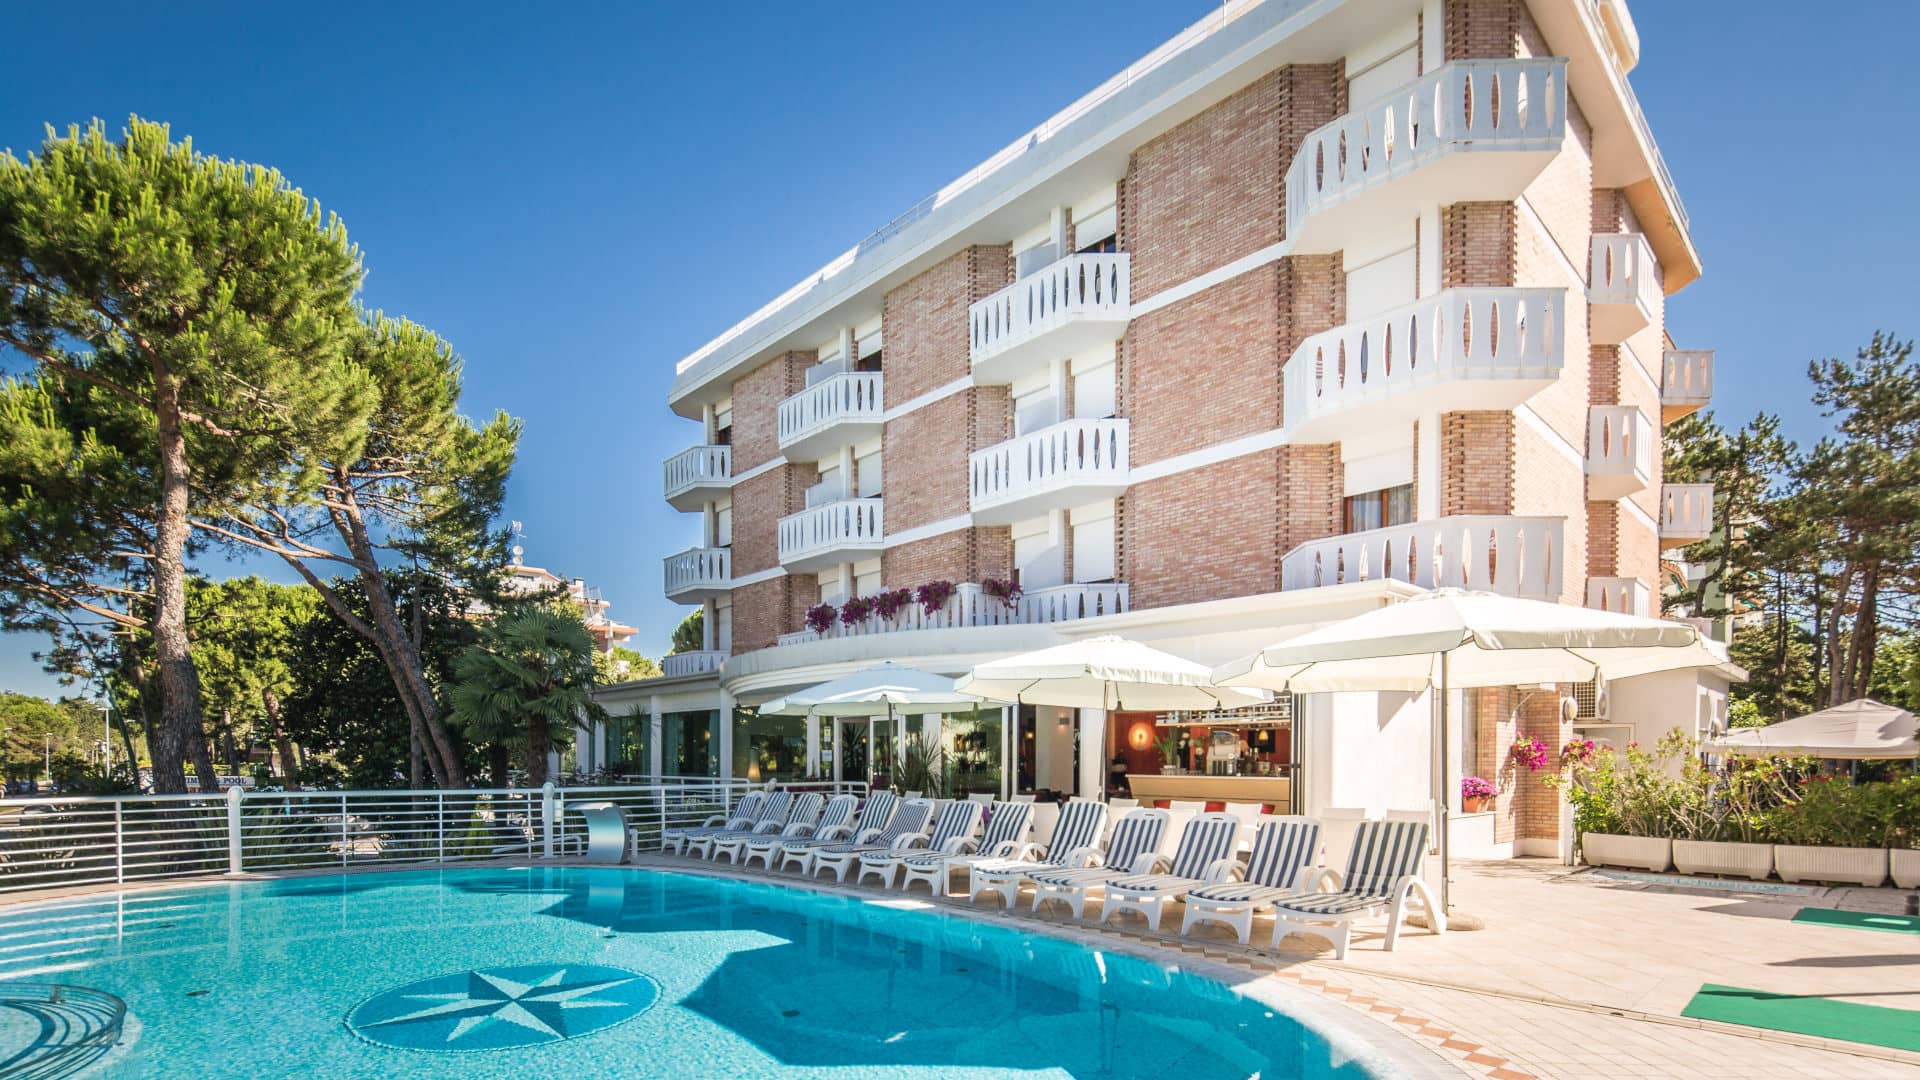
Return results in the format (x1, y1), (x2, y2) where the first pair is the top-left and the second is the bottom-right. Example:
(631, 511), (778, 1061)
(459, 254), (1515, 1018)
(449, 606), (605, 786)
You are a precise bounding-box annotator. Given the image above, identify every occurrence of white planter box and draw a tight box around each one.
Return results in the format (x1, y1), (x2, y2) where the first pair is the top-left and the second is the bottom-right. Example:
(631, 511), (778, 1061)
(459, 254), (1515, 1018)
(1773, 845), (1888, 887)
(1888, 849), (1920, 889)
(1671, 839), (1774, 881)
(1581, 832), (1671, 872)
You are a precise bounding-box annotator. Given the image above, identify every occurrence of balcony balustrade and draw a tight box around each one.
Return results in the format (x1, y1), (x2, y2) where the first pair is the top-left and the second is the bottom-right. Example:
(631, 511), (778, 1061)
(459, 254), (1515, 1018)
(777, 498), (884, 571)
(663, 547), (730, 603)
(777, 371), (883, 462)
(968, 418), (1129, 524)
(968, 253), (1129, 384)
(775, 582), (1128, 646)
(1659, 483), (1713, 548)
(1661, 349), (1713, 422)
(1585, 576), (1652, 617)
(1586, 405), (1653, 500)
(661, 650), (724, 678)
(662, 444), (731, 512)
(1588, 232), (1660, 345)
(1281, 516), (1564, 600)
(1284, 59), (1566, 253)
(1281, 288), (1564, 442)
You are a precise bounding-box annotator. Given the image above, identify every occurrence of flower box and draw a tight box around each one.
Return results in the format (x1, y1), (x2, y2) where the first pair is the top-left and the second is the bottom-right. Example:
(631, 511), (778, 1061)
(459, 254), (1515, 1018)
(1671, 840), (1774, 881)
(1892, 849), (1920, 890)
(1772, 844), (1888, 887)
(1581, 832), (1671, 872)
(1462, 796), (1494, 814)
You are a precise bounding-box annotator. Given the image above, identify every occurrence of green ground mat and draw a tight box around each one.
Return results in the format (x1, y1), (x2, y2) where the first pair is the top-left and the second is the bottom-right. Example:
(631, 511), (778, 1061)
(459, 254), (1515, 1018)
(1792, 907), (1920, 935)
(1682, 984), (1920, 1052)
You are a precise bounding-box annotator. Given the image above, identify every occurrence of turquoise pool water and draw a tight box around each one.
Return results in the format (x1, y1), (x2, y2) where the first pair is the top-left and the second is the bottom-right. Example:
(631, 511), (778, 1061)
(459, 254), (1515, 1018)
(0, 867), (1410, 1078)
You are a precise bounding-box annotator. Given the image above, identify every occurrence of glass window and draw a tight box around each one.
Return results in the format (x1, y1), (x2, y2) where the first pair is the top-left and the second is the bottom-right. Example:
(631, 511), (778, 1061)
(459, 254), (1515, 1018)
(1343, 483), (1414, 533)
(944, 708), (1004, 798)
(733, 708), (807, 782)
(661, 709), (717, 778)
(604, 709), (650, 778)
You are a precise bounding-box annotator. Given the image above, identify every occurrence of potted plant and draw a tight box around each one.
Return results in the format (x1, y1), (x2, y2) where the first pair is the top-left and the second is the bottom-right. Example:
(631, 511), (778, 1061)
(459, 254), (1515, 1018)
(871, 587), (914, 623)
(1669, 751), (1785, 880)
(1153, 730), (1183, 775)
(1509, 734), (1551, 773)
(981, 576), (1023, 610)
(804, 603), (837, 636)
(1560, 732), (1681, 872)
(839, 594), (875, 628)
(1766, 774), (1890, 887)
(914, 580), (956, 617)
(1460, 776), (1496, 813)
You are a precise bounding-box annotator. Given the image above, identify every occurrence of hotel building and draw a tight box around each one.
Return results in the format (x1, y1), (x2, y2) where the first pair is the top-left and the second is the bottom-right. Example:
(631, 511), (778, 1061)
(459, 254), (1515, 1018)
(593, 0), (1736, 859)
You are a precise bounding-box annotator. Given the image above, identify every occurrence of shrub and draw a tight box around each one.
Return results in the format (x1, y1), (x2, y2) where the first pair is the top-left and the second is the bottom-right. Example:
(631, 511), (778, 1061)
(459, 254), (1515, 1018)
(1763, 775), (1895, 848)
(1557, 730), (1690, 838)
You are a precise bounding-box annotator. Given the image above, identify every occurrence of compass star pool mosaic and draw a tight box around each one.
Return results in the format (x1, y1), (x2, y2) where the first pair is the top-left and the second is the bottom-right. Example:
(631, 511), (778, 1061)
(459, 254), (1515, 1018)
(346, 964), (657, 1051)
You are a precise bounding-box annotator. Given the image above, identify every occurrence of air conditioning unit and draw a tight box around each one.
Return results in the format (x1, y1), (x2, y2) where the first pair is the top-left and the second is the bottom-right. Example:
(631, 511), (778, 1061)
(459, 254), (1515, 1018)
(1563, 680), (1609, 722)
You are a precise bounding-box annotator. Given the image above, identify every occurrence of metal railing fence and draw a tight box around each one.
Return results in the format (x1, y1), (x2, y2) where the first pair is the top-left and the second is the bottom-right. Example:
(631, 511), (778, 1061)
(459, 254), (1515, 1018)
(0, 778), (859, 895)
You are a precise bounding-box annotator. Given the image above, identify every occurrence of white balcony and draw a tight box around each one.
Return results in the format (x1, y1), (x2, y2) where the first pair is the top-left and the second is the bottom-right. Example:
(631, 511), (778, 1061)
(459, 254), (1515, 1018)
(1281, 515), (1564, 600)
(1587, 233), (1660, 345)
(968, 418), (1130, 525)
(661, 650), (724, 678)
(663, 547), (730, 603)
(1585, 405), (1654, 501)
(1661, 349), (1713, 422)
(1659, 483), (1713, 548)
(968, 253), (1129, 384)
(777, 497), (884, 572)
(776, 582), (1128, 646)
(1281, 288), (1564, 442)
(662, 444), (731, 512)
(1285, 59), (1566, 254)
(777, 371), (883, 463)
(1586, 576), (1651, 617)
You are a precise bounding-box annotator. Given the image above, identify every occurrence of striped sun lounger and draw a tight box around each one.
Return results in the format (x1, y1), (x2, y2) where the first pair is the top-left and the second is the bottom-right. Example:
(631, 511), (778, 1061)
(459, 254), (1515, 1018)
(743, 793), (857, 869)
(857, 799), (982, 888)
(1181, 816), (1321, 943)
(1270, 818), (1442, 959)
(777, 791), (899, 876)
(1098, 812), (1243, 930)
(967, 798), (1109, 908)
(687, 790), (792, 860)
(712, 792), (822, 864)
(808, 799), (933, 882)
(1028, 809), (1169, 920)
(661, 790), (765, 855)
(896, 801), (1034, 896)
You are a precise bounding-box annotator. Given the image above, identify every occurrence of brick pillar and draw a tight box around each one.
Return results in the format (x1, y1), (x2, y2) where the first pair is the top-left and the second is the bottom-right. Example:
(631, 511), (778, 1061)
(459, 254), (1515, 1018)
(1440, 411), (1515, 515)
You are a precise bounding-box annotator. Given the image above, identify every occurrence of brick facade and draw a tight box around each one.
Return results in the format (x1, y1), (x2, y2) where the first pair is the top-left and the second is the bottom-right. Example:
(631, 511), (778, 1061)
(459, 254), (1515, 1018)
(729, 351), (811, 472)
(881, 528), (1012, 592)
(1440, 411), (1514, 515)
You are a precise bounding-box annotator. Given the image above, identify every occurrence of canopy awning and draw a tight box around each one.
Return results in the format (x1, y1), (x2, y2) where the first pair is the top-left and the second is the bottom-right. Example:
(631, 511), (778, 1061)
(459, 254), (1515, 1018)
(1704, 698), (1918, 760)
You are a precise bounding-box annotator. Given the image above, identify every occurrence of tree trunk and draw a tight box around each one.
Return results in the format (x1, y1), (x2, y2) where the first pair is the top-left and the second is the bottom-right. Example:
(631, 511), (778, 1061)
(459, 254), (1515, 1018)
(220, 709), (239, 773)
(1825, 563), (1853, 707)
(487, 743), (511, 787)
(149, 386), (210, 795)
(1847, 562), (1881, 700)
(526, 715), (551, 788)
(262, 688), (296, 778)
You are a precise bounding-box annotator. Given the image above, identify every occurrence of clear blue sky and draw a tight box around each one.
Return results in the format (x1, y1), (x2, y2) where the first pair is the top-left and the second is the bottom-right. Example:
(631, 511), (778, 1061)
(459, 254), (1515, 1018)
(2, 0), (1914, 698)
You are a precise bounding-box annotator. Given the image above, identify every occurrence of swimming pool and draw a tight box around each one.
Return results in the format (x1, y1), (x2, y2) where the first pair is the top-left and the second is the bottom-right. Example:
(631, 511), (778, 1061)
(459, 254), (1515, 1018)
(0, 866), (1431, 1078)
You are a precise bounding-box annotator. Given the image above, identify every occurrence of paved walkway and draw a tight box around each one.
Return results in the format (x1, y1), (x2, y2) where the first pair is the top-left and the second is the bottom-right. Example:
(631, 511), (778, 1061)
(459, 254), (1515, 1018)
(636, 853), (1920, 1079)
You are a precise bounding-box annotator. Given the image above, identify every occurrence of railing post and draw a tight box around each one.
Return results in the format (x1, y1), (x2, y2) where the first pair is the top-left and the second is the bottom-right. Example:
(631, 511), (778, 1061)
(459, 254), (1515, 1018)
(541, 781), (556, 859)
(340, 793), (350, 867)
(226, 786), (245, 876)
(436, 792), (446, 863)
(113, 800), (125, 884)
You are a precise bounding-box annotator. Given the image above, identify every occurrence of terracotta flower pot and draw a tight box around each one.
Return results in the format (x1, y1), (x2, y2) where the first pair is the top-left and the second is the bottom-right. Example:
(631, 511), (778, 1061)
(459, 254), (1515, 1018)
(1462, 795), (1494, 813)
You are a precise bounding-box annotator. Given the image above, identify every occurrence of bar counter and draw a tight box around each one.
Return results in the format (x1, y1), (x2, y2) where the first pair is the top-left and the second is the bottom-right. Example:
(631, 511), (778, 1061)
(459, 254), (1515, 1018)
(1126, 772), (1291, 808)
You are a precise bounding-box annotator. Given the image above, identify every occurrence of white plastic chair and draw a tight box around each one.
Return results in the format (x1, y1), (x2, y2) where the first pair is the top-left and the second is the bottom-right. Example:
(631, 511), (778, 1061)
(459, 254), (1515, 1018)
(1316, 808), (1369, 870)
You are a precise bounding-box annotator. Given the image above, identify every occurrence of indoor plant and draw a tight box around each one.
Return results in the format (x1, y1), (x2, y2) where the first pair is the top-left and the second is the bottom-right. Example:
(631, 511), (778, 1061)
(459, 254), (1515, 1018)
(1154, 730), (1183, 775)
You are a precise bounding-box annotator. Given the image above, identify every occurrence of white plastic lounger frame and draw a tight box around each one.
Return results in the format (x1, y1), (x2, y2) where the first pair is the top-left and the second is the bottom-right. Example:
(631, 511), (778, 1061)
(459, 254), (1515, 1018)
(1098, 812), (1243, 930)
(744, 794), (856, 869)
(967, 798), (1108, 908)
(778, 791), (899, 876)
(808, 800), (933, 882)
(1027, 809), (1169, 920)
(1271, 818), (1444, 959)
(661, 790), (765, 855)
(714, 792), (823, 864)
(857, 799), (981, 888)
(1181, 816), (1320, 943)
(688, 790), (792, 860)
(897, 801), (1034, 896)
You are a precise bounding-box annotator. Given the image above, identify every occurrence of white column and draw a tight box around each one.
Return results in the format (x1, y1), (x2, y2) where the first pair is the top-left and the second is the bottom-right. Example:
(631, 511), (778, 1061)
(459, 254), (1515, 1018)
(1050, 205), (1069, 258)
(702, 503), (717, 547)
(838, 444), (855, 497)
(806, 716), (821, 778)
(1001, 706), (1015, 800)
(702, 401), (717, 444)
(648, 696), (664, 779)
(701, 600), (715, 650)
(1420, 0), (1444, 75)
(1077, 708), (1107, 799)
(717, 691), (735, 781)
(832, 718), (844, 787)
(1417, 410), (1442, 522)
(1049, 356), (1070, 424)
(838, 326), (855, 368)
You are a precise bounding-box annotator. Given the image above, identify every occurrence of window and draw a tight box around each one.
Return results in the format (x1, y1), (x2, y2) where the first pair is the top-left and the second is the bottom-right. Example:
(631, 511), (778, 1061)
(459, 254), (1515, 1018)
(853, 558), (882, 598)
(713, 503), (732, 547)
(1072, 360), (1116, 420)
(1077, 233), (1117, 254)
(714, 599), (732, 652)
(1012, 516), (1064, 589)
(713, 404), (732, 446)
(1343, 483), (1413, 533)
(856, 328), (883, 372)
(1075, 203), (1117, 253)
(854, 448), (882, 498)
